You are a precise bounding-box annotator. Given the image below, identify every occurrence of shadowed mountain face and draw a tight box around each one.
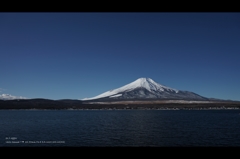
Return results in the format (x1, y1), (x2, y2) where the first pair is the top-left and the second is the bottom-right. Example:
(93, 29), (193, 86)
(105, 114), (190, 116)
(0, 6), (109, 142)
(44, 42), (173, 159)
(82, 78), (209, 102)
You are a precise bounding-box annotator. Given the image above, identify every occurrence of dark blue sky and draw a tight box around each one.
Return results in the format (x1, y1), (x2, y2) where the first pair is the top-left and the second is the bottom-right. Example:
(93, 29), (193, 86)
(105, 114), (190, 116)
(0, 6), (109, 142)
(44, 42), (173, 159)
(1, 12), (240, 100)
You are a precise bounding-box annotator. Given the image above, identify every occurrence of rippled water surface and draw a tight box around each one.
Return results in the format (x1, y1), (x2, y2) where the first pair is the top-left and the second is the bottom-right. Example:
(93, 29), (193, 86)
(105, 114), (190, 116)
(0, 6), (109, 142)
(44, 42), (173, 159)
(1, 109), (240, 147)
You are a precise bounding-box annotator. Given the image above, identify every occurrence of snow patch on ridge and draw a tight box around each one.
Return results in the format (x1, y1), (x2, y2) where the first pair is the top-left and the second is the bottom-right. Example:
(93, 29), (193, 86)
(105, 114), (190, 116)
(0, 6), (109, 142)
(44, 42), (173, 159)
(0, 94), (28, 100)
(109, 94), (122, 98)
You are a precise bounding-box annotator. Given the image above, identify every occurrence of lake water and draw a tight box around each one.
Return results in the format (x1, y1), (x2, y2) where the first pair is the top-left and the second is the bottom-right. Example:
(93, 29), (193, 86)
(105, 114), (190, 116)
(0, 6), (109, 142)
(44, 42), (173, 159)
(1, 109), (240, 147)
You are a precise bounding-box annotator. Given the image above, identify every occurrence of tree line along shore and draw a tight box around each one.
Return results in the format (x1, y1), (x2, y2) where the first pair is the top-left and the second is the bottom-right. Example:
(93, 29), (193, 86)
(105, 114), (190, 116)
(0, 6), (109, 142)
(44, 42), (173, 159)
(0, 99), (240, 110)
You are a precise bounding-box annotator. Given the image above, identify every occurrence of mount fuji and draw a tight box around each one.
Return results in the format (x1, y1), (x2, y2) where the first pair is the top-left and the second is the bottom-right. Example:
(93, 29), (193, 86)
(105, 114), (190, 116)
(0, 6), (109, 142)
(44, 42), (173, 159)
(82, 78), (209, 102)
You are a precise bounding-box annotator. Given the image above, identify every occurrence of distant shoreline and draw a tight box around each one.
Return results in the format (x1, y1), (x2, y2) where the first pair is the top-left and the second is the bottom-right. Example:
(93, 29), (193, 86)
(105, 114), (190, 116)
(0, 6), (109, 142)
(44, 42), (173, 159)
(0, 99), (240, 110)
(1, 107), (240, 111)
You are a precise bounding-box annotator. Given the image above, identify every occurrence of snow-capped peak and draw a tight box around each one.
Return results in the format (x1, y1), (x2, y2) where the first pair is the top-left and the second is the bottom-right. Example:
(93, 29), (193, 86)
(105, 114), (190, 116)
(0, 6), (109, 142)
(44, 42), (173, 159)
(134, 77), (178, 92)
(82, 77), (178, 100)
(0, 94), (27, 100)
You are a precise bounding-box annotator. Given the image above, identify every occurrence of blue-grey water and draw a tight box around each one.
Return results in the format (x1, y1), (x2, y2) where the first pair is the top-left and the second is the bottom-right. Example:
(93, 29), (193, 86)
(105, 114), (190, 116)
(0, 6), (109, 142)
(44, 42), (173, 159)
(1, 109), (240, 147)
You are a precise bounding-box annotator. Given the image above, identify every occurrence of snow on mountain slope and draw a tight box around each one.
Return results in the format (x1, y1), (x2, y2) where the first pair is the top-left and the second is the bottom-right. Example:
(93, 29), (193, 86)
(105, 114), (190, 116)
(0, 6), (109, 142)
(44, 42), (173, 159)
(82, 78), (179, 101)
(0, 94), (27, 100)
